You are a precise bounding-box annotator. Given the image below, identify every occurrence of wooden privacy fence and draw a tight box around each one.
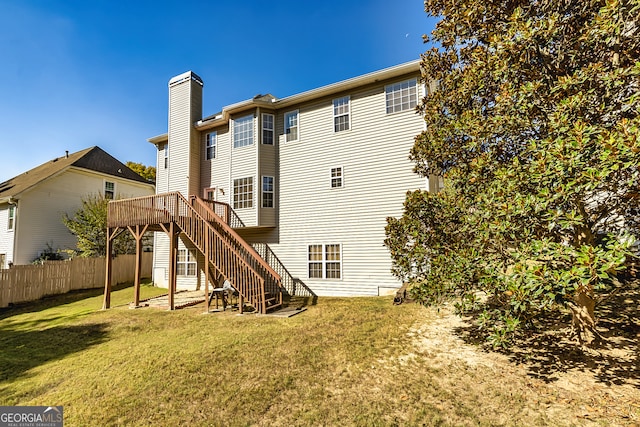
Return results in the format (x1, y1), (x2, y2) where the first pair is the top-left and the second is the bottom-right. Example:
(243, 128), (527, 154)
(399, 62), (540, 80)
(0, 253), (153, 308)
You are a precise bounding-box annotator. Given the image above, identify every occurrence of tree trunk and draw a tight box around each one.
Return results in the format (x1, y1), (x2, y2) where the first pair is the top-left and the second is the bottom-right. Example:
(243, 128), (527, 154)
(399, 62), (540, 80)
(569, 290), (602, 345)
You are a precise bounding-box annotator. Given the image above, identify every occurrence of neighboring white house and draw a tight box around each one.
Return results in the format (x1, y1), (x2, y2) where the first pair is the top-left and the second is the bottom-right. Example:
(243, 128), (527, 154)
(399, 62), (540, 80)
(0, 146), (155, 267)
(148, 60), (438, 296)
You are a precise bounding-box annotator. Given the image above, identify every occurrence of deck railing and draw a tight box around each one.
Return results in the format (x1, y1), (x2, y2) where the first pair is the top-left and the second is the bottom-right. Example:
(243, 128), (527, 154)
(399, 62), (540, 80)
(199, 198), (245, 228)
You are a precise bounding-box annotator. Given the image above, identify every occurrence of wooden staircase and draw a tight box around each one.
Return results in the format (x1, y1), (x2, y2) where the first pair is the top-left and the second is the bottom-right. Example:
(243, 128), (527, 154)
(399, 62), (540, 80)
(106, 192), (283, 314)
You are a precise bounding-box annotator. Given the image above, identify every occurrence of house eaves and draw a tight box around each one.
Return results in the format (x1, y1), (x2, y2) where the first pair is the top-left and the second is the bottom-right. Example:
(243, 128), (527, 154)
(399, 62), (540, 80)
(150, 59), (422, 137)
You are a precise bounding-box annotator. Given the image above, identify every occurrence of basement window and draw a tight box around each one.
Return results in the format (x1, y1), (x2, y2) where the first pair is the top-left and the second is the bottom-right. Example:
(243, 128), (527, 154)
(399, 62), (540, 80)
(308, 244), (342, 279)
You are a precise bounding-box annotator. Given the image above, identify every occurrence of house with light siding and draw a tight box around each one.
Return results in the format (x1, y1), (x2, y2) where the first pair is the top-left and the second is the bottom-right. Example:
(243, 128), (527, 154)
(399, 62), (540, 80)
(103, 60), (437, 308)
(0, 146), (155, 267)
(131, 60), (440, 299)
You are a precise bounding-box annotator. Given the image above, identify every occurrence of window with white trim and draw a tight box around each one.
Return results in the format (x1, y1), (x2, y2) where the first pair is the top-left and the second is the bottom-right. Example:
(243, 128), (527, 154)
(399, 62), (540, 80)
(233, 177), (253, 209)
(177, 249), (197, 276)
(330, 167), (343, 188)
(333, 96), (350, 132)
(262, 176), (274, 208)
(0, 254), (5, 269)
(104, 181), (115, 200)
(284, 110), (298, 142)
(262, 113), (274, 145)
(233, 115), (254, 148)
(385, 78), (418, 114)
(164, 144), (168, 169)
(7, 206), (15, 230)
(308, 244), (341, 279)
(206, 132), (217, 160)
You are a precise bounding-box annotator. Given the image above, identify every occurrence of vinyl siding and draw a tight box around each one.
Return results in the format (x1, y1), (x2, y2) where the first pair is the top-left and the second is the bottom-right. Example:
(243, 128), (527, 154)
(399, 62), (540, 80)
(200, 125), (231, 204)
(0, 204), (15, 268)
(155, 67), (427, 296)
(258, 132), (278, 227)
(156, 143), (169, 194)
(12, 168), (154, 265)
(168, 76), (202, 197)
(152, 235), (200, 290)
(271, 75), (425, 296)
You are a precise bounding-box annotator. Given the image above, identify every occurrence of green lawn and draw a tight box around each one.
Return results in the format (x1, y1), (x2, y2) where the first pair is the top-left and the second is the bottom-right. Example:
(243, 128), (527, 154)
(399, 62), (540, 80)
(0, 283), (629, 426)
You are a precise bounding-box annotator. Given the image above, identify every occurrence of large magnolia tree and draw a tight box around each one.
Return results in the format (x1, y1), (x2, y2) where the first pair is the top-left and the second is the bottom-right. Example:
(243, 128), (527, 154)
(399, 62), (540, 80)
(386, 0), (639, 346)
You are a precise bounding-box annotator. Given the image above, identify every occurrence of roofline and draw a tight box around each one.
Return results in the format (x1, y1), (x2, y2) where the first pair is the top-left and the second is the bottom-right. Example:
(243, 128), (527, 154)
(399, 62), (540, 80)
(150, 59), (422, 135)
(148, 134), (168, 145)
(274, 59), (421, 108)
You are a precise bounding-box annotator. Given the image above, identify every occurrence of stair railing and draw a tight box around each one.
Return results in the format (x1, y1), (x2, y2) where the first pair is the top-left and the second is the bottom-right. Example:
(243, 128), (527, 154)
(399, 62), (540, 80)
(189, 196), (283, 308)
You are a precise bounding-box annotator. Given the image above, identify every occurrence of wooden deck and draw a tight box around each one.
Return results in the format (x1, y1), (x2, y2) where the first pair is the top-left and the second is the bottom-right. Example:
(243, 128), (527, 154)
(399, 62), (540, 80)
(103, 192), (283, 314)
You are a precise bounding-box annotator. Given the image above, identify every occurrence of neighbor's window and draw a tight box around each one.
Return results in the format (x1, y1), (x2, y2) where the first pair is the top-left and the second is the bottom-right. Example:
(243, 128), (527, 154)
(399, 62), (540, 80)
(308, 244), (342, 279)
(333, 96), (350, 132)
(233, 177), (253, 209)
(330, 167), (343, 188)
(0, 254), (5, 269)
(233, 115), (254, 148)
(284, 110), (299, 142)
(385, 78), (418, 114)
(177, 249), (197, 276)
(262, 113), (274, 145)
(7, 206), (14, 230)
(206, 132), (217, 160)
(262, 176), (274, 208)
(104, 181), (115, 200)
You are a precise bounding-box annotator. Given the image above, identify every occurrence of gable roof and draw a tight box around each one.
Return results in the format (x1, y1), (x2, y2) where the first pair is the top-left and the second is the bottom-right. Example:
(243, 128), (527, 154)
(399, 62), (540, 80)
(0, 146), (151, 201)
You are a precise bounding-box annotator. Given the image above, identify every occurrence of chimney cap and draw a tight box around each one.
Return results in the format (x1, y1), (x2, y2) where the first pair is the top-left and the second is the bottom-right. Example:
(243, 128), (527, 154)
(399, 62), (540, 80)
(169, 71), (203, 87)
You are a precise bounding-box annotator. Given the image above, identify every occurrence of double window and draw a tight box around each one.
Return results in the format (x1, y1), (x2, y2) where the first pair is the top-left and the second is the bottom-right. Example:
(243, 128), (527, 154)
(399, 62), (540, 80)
(234, 115), (254, 148)
(177, 249), (197, 276)
(7, 206), (15, 230)
(262, 114), (274, 145)
(233, 177), (254, 209)
(385, 78), (418, 114)
(333, 96), (350, 132)
(206, 132), (217, 160)
(104, 181), (115, 200)
(330, 167), (343, 188)
(262, 176), (274, 208)
(308, 244), (342, 279)
(284, 110), (299, 142)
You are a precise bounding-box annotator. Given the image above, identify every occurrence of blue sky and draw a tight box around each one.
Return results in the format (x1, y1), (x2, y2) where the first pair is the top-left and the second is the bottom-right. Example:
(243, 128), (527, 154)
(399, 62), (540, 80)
(0, 0), (435, 182)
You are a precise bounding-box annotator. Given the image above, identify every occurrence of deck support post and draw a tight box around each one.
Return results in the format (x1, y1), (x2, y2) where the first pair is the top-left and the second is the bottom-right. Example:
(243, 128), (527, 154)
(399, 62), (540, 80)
(204, 234), (210, 313)
(168, 221), (178, 310)
(128, 224), (149, 308)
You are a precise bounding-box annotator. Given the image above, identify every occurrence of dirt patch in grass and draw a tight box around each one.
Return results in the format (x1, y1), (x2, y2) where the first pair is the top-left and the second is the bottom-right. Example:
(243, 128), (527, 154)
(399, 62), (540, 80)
(403, 306), (639, 426)
(397, 282), (640, 427)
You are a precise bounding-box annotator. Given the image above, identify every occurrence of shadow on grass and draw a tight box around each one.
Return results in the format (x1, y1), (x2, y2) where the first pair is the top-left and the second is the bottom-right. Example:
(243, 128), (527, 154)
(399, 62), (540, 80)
(0, 322), (109, 383)
(453, 282), (640, 388)
(0, 282), (134, 322)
